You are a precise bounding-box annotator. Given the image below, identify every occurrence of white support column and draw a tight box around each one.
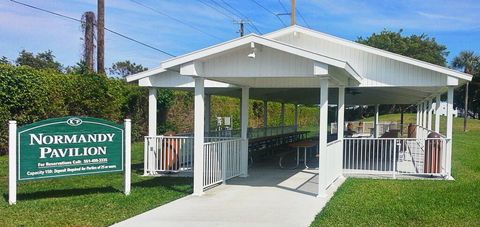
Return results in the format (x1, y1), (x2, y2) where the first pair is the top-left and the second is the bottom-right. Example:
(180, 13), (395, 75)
(416, 104), (420, 126)
(446, 87), (454, 179)
(427, 99), (433, 131)
(422, 101), (428, 128)
(435, 95), (441, 133)
(240, 87), (249, 177)
(374, 104), (379, 138)
(9, 121), (17, 205)
(281, 103), (285, 133)
(294, 104), (299, 131)
(318, 77), (329, 197)
(263, 100), (268, 136)
(418, 103), (423, 126)
(148, 88), (157, 136)
(204, 94), (211, 134)
(147, 88), (157, 176)
(193, 78), (205, 195)
(338, 87), (345, 174)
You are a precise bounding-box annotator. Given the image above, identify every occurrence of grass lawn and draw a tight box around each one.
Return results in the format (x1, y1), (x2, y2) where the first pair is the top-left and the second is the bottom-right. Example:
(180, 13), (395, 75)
(1, 143), (192, 226)
(311, 115), (480, 226)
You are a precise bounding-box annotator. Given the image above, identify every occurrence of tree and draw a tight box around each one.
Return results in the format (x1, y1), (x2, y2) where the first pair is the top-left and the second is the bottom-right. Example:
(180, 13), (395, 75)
(356, 29), (449, 118)
(81, 11), (96, 72)
(65, 60), (91, 75)
(452, 51), (480, 130)
(15, 50), (63, 72)
(0, 56), (11, 65)
(109, 60), (148, 78)
(357, 29), (448, 66)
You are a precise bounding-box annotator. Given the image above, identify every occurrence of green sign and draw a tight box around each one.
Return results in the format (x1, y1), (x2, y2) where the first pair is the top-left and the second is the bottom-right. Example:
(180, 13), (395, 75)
(17, 117), (124, 181)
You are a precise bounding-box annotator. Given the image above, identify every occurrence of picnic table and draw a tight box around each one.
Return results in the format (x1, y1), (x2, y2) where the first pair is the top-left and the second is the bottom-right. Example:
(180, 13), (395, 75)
(285, 140), (319, 169)
(248, 131), (309, 152)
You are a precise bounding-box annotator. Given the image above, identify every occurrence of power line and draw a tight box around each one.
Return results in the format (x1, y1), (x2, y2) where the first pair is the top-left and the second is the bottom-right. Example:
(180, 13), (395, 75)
(197, 0), (236, 21)
(296, 8), (311, 28)
(205, 0), (252, 33)
(9, 0), (175, 57)
(219, 0), (262, 34)
(129, 0), (222, 41)
(249, 0), (287, 27)
(197, 0), (254, 35)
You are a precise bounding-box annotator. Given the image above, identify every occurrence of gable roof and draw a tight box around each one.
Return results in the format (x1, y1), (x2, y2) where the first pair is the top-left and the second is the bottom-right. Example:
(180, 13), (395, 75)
(160, 34), (362, 82)
(265, 26), (472, 81)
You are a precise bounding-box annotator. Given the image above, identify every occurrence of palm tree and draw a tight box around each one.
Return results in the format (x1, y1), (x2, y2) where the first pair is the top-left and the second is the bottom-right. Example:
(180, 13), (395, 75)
(452, 51), (480, 132)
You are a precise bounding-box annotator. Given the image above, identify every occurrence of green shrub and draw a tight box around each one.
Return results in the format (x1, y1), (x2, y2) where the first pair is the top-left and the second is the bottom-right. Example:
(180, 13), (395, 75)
(0, 64), (157, 153)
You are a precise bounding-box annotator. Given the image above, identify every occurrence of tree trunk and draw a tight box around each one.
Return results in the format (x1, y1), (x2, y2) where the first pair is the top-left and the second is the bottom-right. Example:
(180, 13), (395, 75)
(83, 12), (95, 72)
(97, 0), (105, 74)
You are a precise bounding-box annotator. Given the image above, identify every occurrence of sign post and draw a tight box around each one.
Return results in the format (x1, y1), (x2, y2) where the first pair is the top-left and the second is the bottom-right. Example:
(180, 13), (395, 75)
(8, 117), (131, 204)
(9, 121), (17, 205)
(124, 119), (131, 195)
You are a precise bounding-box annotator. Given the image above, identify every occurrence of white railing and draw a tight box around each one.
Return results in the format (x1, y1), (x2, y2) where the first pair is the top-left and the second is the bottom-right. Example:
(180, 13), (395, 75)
(332, 121), (399, 137)
(203, 138), (243, 188)
(343, 137), (447, 177)
(178, 125), (297, 139)
(144, 136), (194, 175)
(144, 135), (232, 175)
(324, 140), (343, 188)
(415, 125), (446, 140)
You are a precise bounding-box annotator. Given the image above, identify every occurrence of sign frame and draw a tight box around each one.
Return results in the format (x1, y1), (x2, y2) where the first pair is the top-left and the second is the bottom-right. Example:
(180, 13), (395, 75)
(8, 117), (131, 205)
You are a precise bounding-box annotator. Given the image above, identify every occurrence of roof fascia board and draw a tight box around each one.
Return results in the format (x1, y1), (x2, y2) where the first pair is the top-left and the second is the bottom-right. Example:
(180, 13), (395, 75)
(126, 66), (166, 82)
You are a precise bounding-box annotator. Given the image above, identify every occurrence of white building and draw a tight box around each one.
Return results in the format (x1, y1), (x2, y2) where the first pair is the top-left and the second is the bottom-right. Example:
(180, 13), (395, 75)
(127, 26), (472, 197)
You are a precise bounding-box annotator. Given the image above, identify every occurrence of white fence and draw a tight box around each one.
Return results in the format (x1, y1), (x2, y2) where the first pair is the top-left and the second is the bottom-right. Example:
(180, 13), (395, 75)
(343, 137), (447, 176)
(203, 138), (243, 188)
(144, 135), (243, 189)
(144, 136), (194, 175)
(324, 140), (343, 187)
(144, 136), (233, 175)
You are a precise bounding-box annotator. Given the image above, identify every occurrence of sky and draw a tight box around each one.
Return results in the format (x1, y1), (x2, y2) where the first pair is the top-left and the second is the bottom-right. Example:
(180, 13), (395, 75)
(1, 0), (479, 71)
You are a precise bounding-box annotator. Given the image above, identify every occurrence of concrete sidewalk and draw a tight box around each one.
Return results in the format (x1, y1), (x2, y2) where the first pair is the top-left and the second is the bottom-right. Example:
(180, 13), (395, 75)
(113, 165), (344, 227)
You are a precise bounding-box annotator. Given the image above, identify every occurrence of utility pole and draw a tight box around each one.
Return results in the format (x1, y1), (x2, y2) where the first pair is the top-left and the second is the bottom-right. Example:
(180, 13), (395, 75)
(291, 0), (296, 26)
(234, 20), (245, 37)
(97, 0), (105, 74)
(82, 11), (95, 72)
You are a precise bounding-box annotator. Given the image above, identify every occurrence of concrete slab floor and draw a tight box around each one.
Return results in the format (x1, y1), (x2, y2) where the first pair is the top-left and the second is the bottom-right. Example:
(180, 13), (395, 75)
(113, 163), (345, 227)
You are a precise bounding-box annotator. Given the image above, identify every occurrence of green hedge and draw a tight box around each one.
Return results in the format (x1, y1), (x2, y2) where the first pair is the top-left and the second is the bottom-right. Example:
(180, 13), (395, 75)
(0, 64), (153, 154)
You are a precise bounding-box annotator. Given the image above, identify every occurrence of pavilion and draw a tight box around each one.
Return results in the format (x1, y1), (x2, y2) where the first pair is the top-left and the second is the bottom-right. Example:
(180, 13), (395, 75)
(127, 26), (472, 196)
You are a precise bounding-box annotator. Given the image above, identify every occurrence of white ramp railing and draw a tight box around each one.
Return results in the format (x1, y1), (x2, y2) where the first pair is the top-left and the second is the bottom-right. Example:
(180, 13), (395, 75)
(144, 136), (194, 175)
(324, 140), (343, 188)
(203, 138), (243, 188)
(144, 136), (234, 175)
(343, 137), (447, 176)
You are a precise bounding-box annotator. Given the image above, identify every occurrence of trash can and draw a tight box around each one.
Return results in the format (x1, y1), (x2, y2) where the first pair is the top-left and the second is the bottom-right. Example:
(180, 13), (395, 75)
(424, 132), (442, 173)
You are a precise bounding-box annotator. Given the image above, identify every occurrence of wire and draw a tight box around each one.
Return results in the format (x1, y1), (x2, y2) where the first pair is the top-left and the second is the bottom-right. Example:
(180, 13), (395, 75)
(129, 0), (222, 41)
(197, 0), (236, 20)
(198, 0), (256, 35)
(9, 0), (175, 57)
(249, 0), (287, 27)
(296, 8), (311, 28)
(219, 0), (262, 34)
